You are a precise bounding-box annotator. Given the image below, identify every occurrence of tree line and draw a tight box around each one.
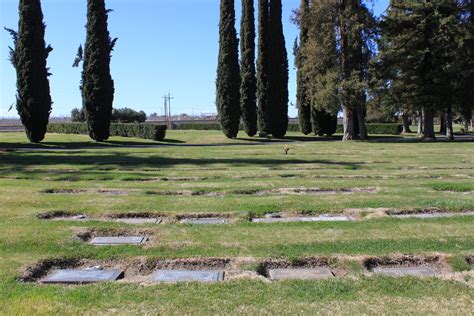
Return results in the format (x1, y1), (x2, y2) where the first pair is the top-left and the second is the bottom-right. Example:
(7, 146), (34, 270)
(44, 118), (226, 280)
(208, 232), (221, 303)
(5, 0), (474, 143)
(295, 0), (473, 141)
(217, 0), (289, 139)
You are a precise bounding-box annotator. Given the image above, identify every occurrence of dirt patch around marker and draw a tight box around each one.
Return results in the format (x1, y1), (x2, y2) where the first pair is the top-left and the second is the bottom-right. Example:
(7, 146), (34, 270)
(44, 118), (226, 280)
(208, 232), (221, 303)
(37, 211), (86, 221)
(0, 148), (16, 153)
(146, 190), (224, 197)
(257, 187), (378, 196)
(138, 258), (231, 273)
(123, 177), (208, 182)
(108, 212), (165, 219)
(43, 189), (87, 194)
(175, 213), (231, 221)
(466, 256), (474, 265)
(257, 257), (345, 277)
(75, 228), (153, 242)
(19, 258), (83, 282)
(43, 188), (130, 195)
(345, 208), (391, 220)
(363, 255), (446, 272)
(385, 208), (473, 216)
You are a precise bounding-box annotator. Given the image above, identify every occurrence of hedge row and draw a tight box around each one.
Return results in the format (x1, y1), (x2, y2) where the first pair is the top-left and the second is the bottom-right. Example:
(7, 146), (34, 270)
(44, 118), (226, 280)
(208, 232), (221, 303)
(48, 123), (167, 141)
(175, 122), (402, 135)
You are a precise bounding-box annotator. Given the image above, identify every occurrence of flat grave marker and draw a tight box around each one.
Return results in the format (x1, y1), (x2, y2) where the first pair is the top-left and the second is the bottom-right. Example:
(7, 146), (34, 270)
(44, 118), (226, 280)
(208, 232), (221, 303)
(90, 236), (147, 246)
(151, 270), (224, 283)
(41, 269), (123, 284)
(179, 218), (228, 225)
(391, 212), (474, 219)
(114, 218), (162, 225)
(373, 266), (437, 277)
(268, 268), (334, 280)
(252, 215), (353, 223)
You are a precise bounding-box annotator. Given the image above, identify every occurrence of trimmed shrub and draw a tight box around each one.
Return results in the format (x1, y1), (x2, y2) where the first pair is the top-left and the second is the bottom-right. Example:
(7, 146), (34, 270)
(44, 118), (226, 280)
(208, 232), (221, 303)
(48, 123), (167, 141)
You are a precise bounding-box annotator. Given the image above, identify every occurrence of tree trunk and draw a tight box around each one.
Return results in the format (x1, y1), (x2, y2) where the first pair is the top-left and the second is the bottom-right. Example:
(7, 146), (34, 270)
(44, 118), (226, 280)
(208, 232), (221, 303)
(357, 106), (367, 140)
(446, 106), (454, 140)
(439, 112), (446, 134)
(402, 113), (411, 133)
(343, 107), (354, 141)
(423, 109), (436, 141)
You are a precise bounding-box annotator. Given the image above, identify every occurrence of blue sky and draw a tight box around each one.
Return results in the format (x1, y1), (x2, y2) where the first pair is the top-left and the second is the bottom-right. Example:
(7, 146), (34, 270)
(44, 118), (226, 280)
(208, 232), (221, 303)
(0, 0), (388, 118)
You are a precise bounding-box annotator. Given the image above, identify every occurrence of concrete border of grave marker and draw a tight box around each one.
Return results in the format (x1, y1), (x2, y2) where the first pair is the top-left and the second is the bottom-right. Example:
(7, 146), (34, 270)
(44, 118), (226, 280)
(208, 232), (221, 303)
(179, 218), (228, 225)
(390, 211), (474, 219)
(268, 268), (335, 280)
(372, 266), (437, 277)
(114, 218), (162, 225)
(90, 236), (147, 246)
(41, 269), (124, 284)
(151, 270), (225, 283)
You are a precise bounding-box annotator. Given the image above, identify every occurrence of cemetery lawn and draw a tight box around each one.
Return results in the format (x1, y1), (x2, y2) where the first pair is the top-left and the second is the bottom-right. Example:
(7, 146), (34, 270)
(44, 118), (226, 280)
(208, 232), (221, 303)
(0, 131), (473, 314)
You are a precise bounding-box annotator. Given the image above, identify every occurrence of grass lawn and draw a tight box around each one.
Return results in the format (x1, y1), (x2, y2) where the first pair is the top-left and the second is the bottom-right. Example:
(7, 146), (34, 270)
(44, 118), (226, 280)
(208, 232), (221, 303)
(0, 131), (473, 314)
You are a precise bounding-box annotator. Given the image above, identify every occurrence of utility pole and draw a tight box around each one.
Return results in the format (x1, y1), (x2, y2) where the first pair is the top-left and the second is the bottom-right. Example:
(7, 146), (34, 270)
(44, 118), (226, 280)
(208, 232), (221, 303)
(163, 92), (174, 129)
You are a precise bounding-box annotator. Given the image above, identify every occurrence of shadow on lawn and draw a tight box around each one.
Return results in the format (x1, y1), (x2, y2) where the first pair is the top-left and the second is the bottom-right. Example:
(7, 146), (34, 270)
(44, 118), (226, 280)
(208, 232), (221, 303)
(0, 151), (364, 171)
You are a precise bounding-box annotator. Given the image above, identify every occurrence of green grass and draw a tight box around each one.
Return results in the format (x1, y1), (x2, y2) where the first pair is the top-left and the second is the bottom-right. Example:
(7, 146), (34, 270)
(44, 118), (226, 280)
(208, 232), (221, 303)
(0, 131), (473, 314)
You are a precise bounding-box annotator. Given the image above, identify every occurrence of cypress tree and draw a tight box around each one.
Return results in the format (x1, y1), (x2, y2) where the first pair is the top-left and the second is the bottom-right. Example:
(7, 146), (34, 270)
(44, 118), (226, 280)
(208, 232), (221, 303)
(6, 0), (52, 143)
(74, 0), (116, 142)
(295, 0), (312, 135)
(257, 0), (271, 135)
(268, 0), (289, 138)
(216, 0), (241, 138)
(240, 0), (258, 137)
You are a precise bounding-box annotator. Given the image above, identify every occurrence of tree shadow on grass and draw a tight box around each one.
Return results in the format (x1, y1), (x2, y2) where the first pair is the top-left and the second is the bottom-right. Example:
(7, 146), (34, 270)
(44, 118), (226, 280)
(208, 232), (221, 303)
(0, 151), (364, 172)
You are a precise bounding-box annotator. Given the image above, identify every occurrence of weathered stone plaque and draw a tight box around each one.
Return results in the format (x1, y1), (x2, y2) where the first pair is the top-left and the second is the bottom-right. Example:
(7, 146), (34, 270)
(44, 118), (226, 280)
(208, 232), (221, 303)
(252, 217), (316, 223)
(373, 266), (437, 277)
(151, 270), (224, 283)
(90, 236), (147, 245)
(391, 212), (474, 219)
(315, 215), (354, 222)
(115, 218), (162, 225)
(253, 215), (353, 223)
(268, 268), (334, 280)
(180, 218), (228, 225)
(41, 269), (123, 284)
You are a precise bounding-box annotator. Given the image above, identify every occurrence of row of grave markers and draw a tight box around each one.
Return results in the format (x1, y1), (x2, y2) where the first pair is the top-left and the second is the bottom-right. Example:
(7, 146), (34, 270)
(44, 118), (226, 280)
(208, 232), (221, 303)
(40, 266), (439, 284)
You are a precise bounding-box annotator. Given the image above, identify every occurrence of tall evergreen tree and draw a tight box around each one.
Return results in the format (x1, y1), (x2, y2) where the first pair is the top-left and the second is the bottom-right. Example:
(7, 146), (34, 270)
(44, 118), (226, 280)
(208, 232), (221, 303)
(240, 0), (258, 137)
(6, 0), (52, 143)
(337, 1), (373, 140)
(74, 0), (116, 142)
(295, 0), (312, 135)
(300, 1), (342, 137)
(257, 0), (271, 135)
(268, 0), (289, 138)
(378, 0), (460, 141)
(216, 0), (241, 138)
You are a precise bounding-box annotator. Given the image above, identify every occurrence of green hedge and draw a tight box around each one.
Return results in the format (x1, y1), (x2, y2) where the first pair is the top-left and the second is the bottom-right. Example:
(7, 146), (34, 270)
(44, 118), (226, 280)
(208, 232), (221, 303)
(334, 123), (402, 135)
(48, 123), (167, 141)
(175, 122), (402, 135)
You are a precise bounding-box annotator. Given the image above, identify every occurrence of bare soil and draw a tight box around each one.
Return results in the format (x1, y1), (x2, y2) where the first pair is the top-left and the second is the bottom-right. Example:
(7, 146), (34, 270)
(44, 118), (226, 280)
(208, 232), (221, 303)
(363, 255), (445, 272)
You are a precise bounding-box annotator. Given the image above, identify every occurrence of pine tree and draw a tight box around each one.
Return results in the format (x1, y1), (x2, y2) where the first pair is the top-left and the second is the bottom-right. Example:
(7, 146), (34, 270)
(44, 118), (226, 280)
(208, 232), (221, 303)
(240, 0), (258, 137)
(216, 0), (241, 138)
(295, 0), (312, 135)
(268, 0), (289, 138)
(257, 0), (271, 135)
(74, 0), (116, 142)
(378, 0), (460, 141)
(6, 0), (52, 143)
(337, 1), (373, 141)
(300, 1), (340, 137)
